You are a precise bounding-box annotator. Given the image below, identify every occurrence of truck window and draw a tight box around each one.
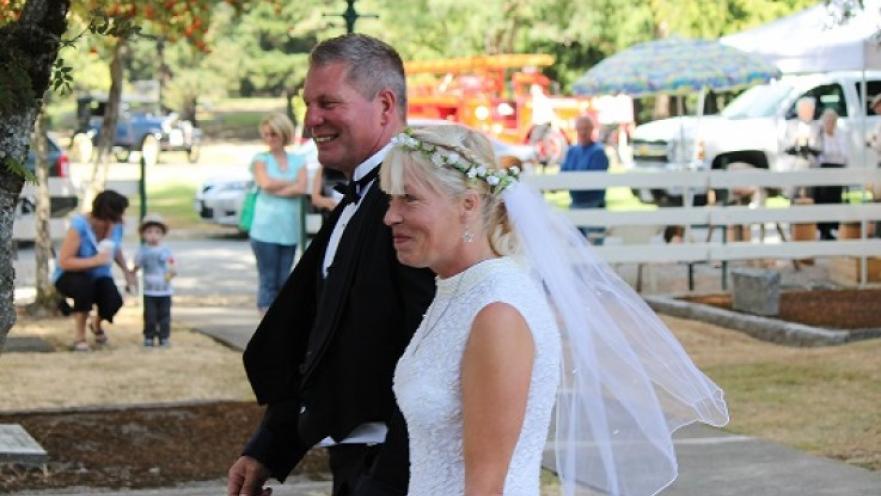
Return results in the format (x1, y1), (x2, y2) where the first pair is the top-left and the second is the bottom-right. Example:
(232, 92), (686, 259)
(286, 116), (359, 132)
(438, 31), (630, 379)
(721, 83), (792, 119)
(854, 80), (881, 115)
(785, 84), (848, 119)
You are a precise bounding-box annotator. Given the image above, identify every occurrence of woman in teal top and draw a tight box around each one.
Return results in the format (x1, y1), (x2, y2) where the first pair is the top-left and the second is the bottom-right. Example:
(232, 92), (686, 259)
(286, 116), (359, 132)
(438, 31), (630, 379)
(54, 190), (136, 351)
(249, 113), (308, 314)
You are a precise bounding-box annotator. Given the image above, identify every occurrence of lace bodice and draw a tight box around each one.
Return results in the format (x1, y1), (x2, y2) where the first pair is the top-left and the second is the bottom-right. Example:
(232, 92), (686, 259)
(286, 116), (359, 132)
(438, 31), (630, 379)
(394, 257), (561, 495)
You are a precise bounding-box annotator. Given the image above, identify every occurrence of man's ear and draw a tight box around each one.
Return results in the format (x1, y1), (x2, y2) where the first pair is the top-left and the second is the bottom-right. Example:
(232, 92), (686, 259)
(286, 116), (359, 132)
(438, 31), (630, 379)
(377, 88), (396, 124)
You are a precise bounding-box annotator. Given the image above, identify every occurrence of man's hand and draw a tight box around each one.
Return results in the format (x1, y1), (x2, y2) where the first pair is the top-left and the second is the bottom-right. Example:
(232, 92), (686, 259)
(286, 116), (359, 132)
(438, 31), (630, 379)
(227, 456), (272, 496)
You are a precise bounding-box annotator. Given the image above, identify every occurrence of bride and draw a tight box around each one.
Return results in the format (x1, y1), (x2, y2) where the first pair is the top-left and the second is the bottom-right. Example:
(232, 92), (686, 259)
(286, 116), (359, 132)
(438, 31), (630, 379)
(381, 124), (729, 496)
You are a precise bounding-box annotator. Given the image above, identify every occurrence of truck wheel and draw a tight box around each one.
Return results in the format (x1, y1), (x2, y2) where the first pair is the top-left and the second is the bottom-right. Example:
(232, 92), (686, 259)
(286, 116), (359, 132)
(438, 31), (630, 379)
(715, 161), (760, 205)
(114, 148), (132, 163)
(141, 134), (160, 166)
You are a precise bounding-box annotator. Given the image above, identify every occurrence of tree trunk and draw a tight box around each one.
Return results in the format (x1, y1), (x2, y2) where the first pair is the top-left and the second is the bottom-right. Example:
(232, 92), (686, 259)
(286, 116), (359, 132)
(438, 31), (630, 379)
(0, 0), (71, 355)
(31, 104), (57, 316)
(84, 37), (127, 209)
(653, 94), (671, 120)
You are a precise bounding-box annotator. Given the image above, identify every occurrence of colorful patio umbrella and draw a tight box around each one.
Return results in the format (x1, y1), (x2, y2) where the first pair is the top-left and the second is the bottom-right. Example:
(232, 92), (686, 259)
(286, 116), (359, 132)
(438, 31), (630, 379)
(572, 38), (782, 97)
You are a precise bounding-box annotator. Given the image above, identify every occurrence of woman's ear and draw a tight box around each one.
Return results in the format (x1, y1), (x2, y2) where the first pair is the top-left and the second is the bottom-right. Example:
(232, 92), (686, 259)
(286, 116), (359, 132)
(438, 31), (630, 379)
(460, 190), (480, 222)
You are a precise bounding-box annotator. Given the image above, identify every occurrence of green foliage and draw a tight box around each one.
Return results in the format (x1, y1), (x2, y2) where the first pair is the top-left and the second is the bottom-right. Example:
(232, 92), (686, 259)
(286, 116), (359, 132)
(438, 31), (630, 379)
(1, 156), (36, 183)
(50, 57), (73, 94)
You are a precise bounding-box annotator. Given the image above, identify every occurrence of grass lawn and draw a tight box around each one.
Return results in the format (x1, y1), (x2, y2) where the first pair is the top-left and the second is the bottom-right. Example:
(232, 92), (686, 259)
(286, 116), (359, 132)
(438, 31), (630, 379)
(130, 180), (203, 231)
(669, 315), (881, 471)
(198, 97), (289, 141)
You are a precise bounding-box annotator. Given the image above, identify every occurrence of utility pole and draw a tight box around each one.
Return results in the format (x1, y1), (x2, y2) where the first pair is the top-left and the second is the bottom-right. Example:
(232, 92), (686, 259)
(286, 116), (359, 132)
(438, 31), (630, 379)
(324, 0), (377, 34)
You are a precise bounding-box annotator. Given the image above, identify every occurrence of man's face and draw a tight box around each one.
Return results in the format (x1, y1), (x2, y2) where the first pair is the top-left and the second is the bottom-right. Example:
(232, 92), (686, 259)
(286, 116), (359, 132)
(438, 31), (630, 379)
(303, 62), (389, 175)
(797, 102), (815, 122)
(575, 118), (594, 146)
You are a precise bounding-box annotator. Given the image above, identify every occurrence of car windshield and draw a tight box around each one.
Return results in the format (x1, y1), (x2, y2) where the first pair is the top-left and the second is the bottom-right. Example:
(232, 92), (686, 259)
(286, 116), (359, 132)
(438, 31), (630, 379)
(721, 83), (793, 119)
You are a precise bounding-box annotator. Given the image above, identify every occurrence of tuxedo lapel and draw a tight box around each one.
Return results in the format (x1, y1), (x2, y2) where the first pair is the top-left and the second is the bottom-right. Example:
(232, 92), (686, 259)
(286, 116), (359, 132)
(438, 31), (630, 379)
(301, 182), (386, 383)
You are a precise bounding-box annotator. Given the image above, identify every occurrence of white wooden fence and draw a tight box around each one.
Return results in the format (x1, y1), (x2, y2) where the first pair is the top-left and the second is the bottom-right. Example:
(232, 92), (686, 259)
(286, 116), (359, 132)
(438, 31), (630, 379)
(523, 168), (881, 286)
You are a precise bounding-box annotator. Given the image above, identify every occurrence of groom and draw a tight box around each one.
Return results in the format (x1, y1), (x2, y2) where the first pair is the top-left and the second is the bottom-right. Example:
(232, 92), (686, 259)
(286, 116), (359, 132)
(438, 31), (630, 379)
(227, 34), (435, 496)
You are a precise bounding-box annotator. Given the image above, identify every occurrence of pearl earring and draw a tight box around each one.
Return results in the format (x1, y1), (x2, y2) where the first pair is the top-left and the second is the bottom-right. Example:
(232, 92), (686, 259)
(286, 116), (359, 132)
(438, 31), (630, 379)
(463, 228), (474, 244)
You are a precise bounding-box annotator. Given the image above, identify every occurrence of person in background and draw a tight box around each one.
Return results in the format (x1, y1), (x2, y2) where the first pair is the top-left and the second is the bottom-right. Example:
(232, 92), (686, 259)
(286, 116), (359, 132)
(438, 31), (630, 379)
(865, 93), (881, 238)
(310, 164), (343, 216)
(816, 108), (848, 240)
(248, 112), (309, 315)
(133, 213), (176, 347)
(54, 190), (136, 352)
(781, 96), (822, 198)
(560, 115), (608, 244)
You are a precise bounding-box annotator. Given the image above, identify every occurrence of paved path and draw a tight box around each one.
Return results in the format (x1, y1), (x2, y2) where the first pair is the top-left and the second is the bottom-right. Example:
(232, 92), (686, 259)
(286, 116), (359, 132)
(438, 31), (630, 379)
(10, 239), (881, 495)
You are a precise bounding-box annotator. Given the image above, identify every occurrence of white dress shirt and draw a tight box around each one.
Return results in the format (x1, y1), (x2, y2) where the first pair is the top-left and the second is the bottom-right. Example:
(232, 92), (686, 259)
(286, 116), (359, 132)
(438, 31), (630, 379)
(322, 142), (392, 278)
(819, 130), (848, 165)
(319, 142), (393, 447)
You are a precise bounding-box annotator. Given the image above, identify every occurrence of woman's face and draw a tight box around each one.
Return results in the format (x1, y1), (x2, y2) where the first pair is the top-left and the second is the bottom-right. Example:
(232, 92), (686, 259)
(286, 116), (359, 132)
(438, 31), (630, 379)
(823, 115), (837, 134)
(384, 171), (464, 273)
(260, 125), (284, 149)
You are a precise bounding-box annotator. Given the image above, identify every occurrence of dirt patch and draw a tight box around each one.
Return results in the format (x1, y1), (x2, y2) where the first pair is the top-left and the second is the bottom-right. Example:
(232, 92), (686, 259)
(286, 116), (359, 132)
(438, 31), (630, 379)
(1, 305), (253, 412)
(683, 289), (881, 330)
(0, 401), (330, 492)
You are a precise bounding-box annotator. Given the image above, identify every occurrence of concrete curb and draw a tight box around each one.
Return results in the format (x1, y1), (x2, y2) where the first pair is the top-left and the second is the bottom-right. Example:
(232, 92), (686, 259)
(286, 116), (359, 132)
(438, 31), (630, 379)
(0, 399), (231, 417)
(645, 295), (853, 346)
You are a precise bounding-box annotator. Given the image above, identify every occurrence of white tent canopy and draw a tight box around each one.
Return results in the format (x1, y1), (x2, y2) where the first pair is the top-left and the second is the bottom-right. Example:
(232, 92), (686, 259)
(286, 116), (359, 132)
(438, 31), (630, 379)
(721, 0), (881, 74)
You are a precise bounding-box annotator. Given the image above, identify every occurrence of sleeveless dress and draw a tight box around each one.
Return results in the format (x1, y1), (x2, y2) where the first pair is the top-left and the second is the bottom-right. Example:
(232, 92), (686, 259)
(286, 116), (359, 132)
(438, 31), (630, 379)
(393, 257), (561, 495)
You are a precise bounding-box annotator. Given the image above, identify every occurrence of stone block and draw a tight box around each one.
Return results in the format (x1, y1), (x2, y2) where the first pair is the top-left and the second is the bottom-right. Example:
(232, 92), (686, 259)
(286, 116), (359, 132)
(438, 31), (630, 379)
(731, 268), (781, 317)
(0, 424), (48, 465)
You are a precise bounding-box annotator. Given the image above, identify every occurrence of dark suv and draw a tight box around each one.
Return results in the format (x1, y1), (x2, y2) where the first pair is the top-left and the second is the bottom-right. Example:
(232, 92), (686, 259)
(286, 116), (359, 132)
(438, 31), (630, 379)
(72, 94), (202, 164)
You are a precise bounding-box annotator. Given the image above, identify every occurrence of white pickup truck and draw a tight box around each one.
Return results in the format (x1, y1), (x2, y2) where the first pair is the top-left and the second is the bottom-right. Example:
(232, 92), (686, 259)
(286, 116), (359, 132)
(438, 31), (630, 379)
(629, 71), (881, 204)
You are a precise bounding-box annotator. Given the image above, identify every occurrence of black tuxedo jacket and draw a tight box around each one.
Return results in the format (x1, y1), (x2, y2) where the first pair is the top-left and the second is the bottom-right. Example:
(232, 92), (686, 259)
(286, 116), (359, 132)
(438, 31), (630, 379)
(241, 180), (435, 489)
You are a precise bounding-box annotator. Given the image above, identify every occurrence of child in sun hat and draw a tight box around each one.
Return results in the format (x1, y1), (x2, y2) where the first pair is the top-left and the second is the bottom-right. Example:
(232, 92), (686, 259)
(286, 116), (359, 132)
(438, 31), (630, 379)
(133, 213), (176, 348)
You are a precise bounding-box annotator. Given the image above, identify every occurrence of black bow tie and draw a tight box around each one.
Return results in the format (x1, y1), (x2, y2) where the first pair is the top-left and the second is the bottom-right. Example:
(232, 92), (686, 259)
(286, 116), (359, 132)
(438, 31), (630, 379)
(333, 166), (380, 204)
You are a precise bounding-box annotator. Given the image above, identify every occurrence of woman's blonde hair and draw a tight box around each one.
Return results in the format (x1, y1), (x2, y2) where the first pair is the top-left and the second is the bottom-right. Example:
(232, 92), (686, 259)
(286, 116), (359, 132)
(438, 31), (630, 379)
(260, 112), (295, 144)
(380, 124), (519, 255)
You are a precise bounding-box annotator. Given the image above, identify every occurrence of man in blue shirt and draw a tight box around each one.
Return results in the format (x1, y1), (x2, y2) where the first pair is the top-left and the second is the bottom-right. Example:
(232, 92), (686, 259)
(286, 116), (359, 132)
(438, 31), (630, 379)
(561, 115), (608, 243)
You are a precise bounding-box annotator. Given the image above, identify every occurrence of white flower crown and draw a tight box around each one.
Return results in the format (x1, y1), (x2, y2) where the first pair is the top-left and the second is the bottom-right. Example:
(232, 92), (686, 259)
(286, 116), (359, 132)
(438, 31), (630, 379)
(390, 129), (520, 194)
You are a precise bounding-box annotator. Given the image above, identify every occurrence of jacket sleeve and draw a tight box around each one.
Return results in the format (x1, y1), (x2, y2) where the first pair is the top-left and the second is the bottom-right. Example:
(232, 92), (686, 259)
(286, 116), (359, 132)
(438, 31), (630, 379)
(242, 399), (312, 482)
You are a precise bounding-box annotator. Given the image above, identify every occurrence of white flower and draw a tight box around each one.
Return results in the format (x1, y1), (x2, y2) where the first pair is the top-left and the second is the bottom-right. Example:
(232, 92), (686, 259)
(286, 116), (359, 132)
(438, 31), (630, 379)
(431, 151), (446, 167)
(475, 165), (487, 177)
(422, 143), (435, 152)
(466, 168), (478, 178)
(486, 175), (500, 186)
(510, 166), (520, 176)
(447, 152), (460, 164)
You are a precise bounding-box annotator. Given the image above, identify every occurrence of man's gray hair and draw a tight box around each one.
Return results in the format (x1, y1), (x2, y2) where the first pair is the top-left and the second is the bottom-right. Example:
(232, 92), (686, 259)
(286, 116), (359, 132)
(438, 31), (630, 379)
(309, 34), (407, 119)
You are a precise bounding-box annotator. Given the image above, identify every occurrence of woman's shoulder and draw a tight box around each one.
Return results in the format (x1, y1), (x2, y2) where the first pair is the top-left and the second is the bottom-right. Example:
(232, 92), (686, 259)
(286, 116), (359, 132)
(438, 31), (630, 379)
(69, 214), (88, 231)
(286, 150), (306, 167)
(251, 151), (271, 167)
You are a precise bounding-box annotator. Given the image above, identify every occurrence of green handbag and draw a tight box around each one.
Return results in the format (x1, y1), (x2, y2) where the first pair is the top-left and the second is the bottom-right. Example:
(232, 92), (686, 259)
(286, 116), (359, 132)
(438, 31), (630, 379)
(238, 186), (259, 232)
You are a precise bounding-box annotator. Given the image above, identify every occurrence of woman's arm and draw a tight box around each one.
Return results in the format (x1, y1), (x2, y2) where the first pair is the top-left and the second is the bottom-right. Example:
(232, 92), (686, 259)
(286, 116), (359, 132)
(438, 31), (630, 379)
(462, 302), (535, 496)
(113, 239), (138, 291)
(310, 168), (339, 210)
(57, 228), (108, 271)
(274, 167), (308, 197)
(253, 160), (306, 196)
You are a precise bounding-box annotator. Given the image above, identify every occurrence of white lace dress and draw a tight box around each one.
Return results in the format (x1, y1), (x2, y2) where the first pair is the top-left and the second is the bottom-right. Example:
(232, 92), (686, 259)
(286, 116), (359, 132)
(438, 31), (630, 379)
(393, 257), (561, 495)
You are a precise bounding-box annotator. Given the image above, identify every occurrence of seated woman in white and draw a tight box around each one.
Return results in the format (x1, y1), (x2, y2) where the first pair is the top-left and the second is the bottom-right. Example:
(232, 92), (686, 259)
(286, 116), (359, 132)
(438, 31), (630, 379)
(380, 124), (729, 496)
